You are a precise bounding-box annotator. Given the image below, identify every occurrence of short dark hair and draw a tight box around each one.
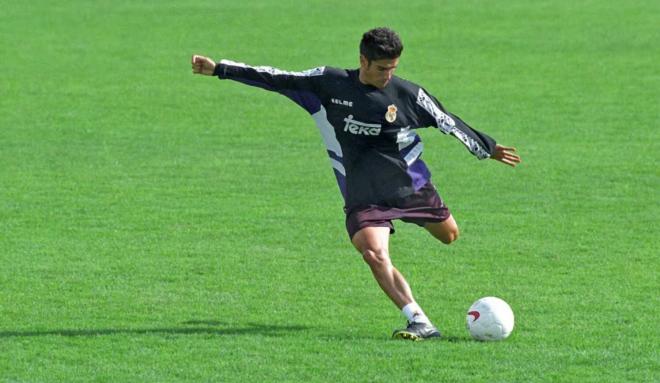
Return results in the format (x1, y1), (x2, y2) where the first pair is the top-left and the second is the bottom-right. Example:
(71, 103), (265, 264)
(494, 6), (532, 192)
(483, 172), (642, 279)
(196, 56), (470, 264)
(360, 27), (403, 62)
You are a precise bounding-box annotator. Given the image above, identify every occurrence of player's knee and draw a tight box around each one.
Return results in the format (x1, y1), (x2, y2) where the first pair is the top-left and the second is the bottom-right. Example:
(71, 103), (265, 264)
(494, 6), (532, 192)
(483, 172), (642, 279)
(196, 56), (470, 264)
(362, 248), (390, 268)
(440, 227), (459, 245)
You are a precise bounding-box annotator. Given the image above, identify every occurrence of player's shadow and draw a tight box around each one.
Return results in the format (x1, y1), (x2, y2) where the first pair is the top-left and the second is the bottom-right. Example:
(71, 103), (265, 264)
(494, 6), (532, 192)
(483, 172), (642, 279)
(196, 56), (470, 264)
(0, 320), (309, 338)
(319, 332), (475, 342)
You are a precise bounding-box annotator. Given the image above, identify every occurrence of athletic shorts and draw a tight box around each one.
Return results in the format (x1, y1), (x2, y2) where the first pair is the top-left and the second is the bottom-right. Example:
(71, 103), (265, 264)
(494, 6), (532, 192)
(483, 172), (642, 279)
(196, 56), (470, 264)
(344, 182), (451, 239)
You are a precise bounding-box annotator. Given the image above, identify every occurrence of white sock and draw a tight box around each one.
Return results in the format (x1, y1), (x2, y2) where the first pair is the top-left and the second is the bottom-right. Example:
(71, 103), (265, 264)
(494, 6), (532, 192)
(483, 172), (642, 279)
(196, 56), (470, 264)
(402, 302), (431, 324)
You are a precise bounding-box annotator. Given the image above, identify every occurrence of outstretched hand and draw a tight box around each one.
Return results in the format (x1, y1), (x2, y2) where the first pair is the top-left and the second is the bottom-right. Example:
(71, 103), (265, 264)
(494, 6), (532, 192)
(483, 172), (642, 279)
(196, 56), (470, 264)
(191, 55), (216, 75)
(491, 145), (521, 167)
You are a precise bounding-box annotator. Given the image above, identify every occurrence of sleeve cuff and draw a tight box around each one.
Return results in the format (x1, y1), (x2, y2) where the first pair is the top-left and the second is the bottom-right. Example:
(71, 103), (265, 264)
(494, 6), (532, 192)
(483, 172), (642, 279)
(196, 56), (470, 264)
(212, 62), (223, 77)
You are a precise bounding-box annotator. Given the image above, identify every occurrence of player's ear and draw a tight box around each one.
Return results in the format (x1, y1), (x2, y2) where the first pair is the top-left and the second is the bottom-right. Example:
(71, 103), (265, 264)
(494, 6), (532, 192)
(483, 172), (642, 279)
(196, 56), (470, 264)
(359, 55), (370, 69)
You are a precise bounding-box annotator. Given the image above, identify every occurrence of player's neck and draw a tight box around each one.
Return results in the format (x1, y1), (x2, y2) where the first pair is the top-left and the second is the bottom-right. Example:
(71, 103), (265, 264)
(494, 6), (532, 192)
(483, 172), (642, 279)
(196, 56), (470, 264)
(358, 69), (382, 89)
(358, 68), (370, 86)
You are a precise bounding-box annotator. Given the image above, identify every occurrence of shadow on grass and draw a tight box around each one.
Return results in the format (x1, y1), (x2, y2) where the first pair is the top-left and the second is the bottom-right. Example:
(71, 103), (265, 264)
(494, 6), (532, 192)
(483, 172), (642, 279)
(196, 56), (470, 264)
(0, 321), (310, 338)
(318, 332), (475, 343)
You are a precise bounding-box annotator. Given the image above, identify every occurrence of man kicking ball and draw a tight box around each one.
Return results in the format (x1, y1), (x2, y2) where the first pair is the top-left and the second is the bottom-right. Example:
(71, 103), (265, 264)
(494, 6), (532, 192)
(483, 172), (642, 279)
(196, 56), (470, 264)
(191, 27), (521, 341)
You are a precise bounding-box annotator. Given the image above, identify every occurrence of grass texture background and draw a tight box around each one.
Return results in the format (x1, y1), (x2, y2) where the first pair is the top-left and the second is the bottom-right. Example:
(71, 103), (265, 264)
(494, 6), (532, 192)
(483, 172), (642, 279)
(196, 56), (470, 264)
(0, 1), (658, 381)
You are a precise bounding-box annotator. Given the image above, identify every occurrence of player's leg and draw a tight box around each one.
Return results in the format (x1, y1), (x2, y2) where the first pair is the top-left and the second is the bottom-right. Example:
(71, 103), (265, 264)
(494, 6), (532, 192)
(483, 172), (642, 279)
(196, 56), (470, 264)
(351, 226), (412, 309)
(424, 214), (459, 245)
(351, 226), (441, 340)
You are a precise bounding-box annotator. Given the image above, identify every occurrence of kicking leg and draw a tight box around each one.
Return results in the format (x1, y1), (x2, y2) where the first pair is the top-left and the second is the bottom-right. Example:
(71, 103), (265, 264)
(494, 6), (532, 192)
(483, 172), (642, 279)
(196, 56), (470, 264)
(424, 214), (459, 244)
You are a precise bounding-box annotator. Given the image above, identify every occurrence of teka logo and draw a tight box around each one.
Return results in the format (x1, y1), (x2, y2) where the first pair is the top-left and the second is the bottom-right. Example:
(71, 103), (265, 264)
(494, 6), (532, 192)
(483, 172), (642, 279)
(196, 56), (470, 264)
(343, 115), (381, 136)
(331, 98), (353, 107)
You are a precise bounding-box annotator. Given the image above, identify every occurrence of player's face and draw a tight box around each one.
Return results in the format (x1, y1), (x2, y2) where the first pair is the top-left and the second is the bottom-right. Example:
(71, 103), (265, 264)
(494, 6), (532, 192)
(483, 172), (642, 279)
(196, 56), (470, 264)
(359, 56), (399, 89)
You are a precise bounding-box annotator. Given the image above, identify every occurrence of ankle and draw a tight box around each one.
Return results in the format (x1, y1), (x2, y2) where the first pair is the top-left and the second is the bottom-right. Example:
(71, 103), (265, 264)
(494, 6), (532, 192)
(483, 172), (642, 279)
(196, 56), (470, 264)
(402, 302), (431, 325)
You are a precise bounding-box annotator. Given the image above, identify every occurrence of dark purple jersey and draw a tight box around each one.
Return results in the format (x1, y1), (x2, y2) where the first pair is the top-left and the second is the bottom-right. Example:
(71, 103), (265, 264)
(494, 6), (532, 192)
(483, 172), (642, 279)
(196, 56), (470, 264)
(213, 60), (497, 209)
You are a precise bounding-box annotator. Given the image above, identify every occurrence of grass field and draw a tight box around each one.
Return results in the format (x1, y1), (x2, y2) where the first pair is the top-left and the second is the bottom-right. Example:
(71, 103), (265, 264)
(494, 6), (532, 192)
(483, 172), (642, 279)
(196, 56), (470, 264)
(1, 0), (658, 381)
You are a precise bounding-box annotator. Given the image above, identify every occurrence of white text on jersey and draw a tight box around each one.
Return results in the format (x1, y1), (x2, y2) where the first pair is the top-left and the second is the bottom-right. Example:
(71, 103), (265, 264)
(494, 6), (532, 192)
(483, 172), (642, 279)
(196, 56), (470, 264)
(343, 115), (381, 136)
(331, 98), (353, 107)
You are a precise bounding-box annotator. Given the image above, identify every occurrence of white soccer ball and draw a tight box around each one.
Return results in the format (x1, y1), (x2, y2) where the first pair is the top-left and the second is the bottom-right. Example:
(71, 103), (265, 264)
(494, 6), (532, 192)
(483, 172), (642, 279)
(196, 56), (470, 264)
(466, 297), (515, 341)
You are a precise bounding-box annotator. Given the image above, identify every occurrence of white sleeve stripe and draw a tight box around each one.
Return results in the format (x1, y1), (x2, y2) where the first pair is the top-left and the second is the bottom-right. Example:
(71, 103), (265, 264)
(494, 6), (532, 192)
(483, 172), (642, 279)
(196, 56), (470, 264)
(220, 59), (325, 77)
(416, 88), (455, 134)
(450, 127), (491, 159)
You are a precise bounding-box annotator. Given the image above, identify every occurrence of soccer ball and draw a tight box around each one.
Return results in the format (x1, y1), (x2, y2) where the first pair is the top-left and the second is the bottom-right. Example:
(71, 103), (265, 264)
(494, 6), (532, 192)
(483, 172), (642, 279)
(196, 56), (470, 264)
(466, 297), (515, 341)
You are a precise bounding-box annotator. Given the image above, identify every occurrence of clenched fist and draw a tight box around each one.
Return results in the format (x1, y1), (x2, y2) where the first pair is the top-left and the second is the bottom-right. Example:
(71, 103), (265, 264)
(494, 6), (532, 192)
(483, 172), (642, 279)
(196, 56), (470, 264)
(191, 55), (216, 76)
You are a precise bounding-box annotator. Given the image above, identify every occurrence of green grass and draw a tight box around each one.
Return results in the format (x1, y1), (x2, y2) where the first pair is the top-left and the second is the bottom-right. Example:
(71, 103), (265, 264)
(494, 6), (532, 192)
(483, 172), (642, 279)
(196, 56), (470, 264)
(1, 0), (658, 381)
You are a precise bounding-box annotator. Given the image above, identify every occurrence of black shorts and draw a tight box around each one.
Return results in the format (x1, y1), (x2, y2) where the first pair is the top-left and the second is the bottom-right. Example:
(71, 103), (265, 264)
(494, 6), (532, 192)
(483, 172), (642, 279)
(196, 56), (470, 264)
(345, 182), (451, 239)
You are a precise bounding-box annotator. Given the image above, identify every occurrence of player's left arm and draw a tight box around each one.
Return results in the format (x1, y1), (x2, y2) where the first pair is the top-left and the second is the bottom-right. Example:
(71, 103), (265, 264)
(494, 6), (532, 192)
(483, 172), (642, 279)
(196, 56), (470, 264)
(415, 88), (521, 167)
(451, 115), (521, 167)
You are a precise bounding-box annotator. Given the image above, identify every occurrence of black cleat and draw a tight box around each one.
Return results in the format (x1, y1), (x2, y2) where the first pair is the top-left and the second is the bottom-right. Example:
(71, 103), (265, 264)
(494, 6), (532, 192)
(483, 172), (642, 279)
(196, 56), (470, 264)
(392, 321), (442, 341)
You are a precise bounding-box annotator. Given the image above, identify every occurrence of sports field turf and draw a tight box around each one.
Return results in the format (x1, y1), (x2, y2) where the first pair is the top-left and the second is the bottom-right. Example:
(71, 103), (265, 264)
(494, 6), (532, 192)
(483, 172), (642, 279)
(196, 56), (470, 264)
(1, 1), (658, 381)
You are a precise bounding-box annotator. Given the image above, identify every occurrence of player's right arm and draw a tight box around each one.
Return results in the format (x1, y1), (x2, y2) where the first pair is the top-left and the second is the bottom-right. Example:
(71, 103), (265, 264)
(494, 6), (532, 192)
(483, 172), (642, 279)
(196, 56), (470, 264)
(191, 55), (216, 75)
(191, 54), (322, 93)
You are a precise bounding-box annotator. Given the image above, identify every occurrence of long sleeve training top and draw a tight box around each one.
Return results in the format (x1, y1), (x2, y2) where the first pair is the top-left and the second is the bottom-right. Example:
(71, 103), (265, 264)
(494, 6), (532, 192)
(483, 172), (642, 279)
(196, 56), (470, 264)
(214, 60), (497, 209)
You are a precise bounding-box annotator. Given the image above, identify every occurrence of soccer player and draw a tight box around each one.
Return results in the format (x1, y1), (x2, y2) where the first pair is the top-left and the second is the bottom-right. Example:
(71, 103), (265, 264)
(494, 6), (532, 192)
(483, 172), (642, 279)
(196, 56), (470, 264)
(191, 27), (521, 341)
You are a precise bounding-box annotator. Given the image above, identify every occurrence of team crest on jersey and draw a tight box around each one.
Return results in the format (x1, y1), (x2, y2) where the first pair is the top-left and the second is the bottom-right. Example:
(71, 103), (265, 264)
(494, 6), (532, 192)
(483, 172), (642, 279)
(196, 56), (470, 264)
(385, 104), (398, 123)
